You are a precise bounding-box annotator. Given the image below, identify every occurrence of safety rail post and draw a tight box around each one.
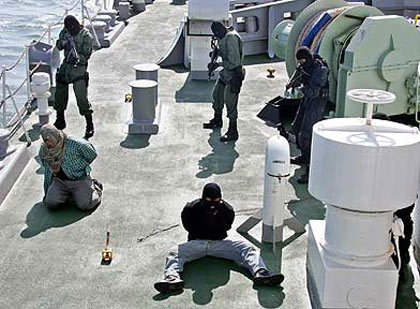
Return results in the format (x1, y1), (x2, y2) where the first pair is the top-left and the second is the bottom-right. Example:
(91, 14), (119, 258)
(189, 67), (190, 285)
(25, 45), (32, 105)
(82, 0), (85, 26)
(104, 0), (107, 10)
(47, 25), (52, 45)
(416, 62), (420, 125)
(2, 66), (6, 128)
(84, 5), (102, 48)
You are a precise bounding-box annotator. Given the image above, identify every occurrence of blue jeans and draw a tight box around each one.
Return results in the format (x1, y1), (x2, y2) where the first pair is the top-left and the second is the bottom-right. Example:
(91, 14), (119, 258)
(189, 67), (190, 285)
(163, 239), (267, 278)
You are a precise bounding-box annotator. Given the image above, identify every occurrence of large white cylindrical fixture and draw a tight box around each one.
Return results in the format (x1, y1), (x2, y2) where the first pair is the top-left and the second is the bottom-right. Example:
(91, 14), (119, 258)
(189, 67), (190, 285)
(262, 134), (290, 243)
(323, 205), (393, 267)
(309, 118), (420, 211)
(31, 72), (51, 125)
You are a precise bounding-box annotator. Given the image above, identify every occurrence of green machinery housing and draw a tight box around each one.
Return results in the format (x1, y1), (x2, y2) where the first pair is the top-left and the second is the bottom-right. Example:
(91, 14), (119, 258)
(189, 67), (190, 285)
(271, 0), (420, 119)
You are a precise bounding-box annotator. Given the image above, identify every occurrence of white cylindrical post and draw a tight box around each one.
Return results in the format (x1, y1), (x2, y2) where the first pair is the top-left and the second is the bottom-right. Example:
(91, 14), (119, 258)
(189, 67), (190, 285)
(98, 10), (118, 27)
(86, 21), (106, 47)
(2, 66), (6, 127)
(47, 26), (52, 45)
(25, 45), (31, 103)
(134, 63), (160, 81)
(93, 15), (112, 32)
(306, 89), (420, 309)
(81, 0), (85, 26)
(31, 72), (51, 125)
(262, 134), (290, 243)
(323, 205), (393, 267)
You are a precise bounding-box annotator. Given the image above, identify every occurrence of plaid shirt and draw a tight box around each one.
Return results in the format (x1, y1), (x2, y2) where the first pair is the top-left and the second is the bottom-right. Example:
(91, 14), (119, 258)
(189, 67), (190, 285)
(39, 136), (97, 193)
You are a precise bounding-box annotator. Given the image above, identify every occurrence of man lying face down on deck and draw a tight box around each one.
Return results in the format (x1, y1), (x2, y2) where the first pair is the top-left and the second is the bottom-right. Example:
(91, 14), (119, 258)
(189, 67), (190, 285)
(39, 124), (103, 210)
(154, 183), (284, 293)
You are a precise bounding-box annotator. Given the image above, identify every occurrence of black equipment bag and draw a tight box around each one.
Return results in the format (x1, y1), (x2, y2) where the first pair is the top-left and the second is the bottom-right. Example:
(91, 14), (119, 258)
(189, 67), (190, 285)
(257, 96), (301, 126)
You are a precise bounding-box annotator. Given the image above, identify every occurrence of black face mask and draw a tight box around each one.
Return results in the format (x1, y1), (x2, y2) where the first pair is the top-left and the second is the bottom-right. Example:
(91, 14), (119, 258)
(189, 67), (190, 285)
(64, 15), (81, 36)
(201, 183), (222, 207)
(211, 22), (227, 39)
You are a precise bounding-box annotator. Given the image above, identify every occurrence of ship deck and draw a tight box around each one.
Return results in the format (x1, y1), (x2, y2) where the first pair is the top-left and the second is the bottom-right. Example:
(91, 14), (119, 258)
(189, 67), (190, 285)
(2, 0), (419, 308)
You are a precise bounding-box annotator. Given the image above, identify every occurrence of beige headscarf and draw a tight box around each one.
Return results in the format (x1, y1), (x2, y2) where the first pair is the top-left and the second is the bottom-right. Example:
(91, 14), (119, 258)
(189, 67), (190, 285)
(40, 124), (67, 174)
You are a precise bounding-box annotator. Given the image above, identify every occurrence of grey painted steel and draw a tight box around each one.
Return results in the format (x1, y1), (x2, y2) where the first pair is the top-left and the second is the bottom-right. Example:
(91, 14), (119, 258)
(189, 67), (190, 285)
(130, 79), (157, 122)
(38, 115), (49, 126)
(134, 63), (160, 82)
(0, 129), (16, 160)
(98, 10), (118, 27)
(118, 2), (130, 21)
(230, 0), (313, 57)
(1, 2), (418, 307)
(86, 21), (106, 47)
(132, 0), (146, 13)
(93, 15), (112, 32)
(0, 144), (29, 205)
(262, 223), (283, 243)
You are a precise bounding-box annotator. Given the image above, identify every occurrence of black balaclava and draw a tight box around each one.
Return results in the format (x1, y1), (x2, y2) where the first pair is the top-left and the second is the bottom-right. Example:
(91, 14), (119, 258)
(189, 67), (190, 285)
(202, 183), (222, 206)
(296, 46), (314, 69)
(64, 15), (81, 36)
(211, 21), (227, 39)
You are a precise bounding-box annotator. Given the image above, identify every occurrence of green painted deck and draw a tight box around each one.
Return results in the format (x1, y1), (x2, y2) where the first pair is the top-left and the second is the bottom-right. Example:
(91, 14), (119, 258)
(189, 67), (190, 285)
(2, 0), (419, 308)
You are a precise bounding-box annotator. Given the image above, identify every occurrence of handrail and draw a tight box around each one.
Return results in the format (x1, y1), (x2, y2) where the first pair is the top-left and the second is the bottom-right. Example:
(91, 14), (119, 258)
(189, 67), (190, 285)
(0, 0), (106, 130)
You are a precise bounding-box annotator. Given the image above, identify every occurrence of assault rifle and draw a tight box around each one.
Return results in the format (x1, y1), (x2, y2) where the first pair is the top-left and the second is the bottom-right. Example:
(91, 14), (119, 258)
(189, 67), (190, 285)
(285, 63), (305, 90)
(207, 36), (220, 80)
(66, 34), (81, 67)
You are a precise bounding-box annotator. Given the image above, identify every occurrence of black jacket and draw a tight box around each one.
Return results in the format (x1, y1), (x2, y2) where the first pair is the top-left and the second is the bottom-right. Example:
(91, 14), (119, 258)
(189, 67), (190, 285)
(181, 198), (235, 241)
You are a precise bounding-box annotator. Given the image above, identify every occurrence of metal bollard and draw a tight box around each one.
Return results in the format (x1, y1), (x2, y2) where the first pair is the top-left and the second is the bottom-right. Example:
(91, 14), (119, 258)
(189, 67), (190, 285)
(127, 79), (159, 134)
(132, 0), (146, 12)
(31, 72), (51, 126)
(118, 2), (130, 21)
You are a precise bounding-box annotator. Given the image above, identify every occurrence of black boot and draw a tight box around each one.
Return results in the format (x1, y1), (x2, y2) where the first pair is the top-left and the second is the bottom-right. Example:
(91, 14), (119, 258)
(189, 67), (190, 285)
(203, 115), (223, 129)
(84, 114), (94, 139)
(54, 110), (66, 130)
(220, 119), (239, 142)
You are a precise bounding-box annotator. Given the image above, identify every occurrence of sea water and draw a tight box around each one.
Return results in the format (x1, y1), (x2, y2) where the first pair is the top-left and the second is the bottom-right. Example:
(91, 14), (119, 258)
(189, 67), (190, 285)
(0, 0), (108, 124)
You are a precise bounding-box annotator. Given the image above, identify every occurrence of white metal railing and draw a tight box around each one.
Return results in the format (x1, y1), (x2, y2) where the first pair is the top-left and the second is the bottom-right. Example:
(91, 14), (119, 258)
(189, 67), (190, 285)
(0, 0), (108, 133)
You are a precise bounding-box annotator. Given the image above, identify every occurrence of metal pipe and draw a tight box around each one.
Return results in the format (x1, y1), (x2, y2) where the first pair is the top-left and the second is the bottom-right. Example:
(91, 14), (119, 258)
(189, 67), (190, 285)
(47, 25), (52, 45)
(81, 0), (85, 26)
(84, 6), (101, 48)
(25, 45), (32, 106)
(5, 85), (31, 146)
(2, 66), (6, 128)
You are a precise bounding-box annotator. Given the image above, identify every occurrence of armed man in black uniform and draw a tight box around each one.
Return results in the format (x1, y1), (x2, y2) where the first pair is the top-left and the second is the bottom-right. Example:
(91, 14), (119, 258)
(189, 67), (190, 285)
(54, 15), (94, 139)
(288, 46), (329, 184)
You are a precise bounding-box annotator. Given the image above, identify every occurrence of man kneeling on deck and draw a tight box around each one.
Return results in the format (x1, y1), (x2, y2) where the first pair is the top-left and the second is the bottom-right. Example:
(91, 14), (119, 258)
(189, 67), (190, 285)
(154, 183), (284, 293)
(39, 124), (103, 210)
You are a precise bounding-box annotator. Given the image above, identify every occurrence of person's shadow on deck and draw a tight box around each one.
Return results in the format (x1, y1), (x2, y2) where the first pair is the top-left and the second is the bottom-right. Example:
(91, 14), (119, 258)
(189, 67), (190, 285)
(152, 257), (284, 307)
(196, 129), (239, 178)
(20, 202), (95, 238)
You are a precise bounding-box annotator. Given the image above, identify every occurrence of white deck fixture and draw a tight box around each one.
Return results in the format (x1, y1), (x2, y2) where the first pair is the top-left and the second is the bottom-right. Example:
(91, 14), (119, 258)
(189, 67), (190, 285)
(132, 0), (146, 13)
(262, 133), (290, 243)
(118, 2), (130, 21)
(186, 0), (230, 80)
(134, 63), (160, 82)
(31, 72), (51, 126)
(125, 80), (160, 135)
(306, 89), (420, 308)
